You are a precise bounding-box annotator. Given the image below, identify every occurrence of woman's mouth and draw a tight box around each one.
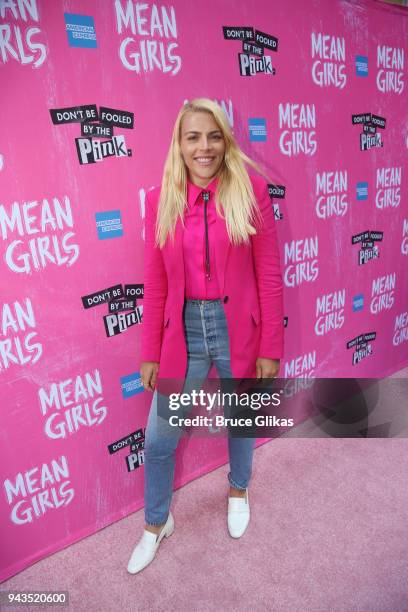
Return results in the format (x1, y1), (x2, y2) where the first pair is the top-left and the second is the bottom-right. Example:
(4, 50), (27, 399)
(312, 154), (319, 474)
(194, 157), (215, 166)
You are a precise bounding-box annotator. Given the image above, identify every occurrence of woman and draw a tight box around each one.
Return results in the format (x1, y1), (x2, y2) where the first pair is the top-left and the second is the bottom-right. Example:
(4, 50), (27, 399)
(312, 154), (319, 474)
(127, 98), (284, 574)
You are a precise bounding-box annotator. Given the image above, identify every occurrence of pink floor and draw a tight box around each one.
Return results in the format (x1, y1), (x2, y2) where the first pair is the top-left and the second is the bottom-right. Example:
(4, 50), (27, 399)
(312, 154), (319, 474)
(2, 369), (408, 611)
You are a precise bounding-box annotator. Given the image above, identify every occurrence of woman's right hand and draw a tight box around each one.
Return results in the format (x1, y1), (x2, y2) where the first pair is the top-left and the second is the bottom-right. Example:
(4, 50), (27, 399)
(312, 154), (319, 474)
(140, 361), (159, 391)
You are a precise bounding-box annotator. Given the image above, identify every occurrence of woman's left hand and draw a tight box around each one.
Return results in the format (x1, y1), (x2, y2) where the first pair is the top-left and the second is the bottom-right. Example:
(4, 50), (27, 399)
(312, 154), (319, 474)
(256, 357), (280, 379)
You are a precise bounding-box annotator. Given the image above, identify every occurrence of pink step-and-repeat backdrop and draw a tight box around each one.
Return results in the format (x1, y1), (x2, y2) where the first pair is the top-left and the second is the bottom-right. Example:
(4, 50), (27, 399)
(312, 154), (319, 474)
(1, 0), (407, 581)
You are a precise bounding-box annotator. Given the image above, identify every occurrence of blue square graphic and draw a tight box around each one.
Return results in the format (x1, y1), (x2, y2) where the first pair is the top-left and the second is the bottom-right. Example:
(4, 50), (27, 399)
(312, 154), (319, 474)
(248, 118), (267, 142)
(356, 182), (368, 201)
(352, 294), (364, 312)
(121, 373), (144, 398)
(95, 210), (123, 240)
(64, 13), (97, 49)
(356, 55), (368, 77)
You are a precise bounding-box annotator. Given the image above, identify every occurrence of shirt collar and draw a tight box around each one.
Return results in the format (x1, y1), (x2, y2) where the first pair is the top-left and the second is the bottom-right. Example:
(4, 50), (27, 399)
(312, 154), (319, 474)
(187, 175), (219, 207)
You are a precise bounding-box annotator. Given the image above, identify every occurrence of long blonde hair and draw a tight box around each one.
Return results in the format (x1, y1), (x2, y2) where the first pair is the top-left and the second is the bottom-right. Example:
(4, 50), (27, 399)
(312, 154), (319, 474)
(156, 98), (273, 248)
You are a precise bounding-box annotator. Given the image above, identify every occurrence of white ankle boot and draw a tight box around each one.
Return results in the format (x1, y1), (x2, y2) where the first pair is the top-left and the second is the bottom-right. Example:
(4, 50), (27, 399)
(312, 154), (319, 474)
(127, 512), (174, 574)
(228, 489), (250, 538)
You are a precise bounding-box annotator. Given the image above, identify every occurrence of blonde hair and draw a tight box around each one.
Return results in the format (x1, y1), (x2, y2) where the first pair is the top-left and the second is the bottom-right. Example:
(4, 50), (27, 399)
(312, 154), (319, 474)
(156, 98), (273, 248)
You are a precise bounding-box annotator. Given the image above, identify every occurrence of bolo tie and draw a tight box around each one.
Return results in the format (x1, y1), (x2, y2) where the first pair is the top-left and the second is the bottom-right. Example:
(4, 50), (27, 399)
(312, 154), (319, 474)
(201, 191), (211, 280)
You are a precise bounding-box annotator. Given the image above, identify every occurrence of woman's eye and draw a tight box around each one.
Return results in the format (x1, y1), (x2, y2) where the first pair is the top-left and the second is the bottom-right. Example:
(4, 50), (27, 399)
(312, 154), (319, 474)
(186, 135), (222, 141)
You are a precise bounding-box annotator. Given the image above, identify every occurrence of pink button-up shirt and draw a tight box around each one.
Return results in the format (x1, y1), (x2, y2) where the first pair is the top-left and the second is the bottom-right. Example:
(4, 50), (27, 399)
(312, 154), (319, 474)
(183, 176), (221, 299)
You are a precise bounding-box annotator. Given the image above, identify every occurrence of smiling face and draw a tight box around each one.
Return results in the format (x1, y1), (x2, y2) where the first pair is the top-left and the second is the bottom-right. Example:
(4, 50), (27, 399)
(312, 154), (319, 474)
(179, 111), (226, 188)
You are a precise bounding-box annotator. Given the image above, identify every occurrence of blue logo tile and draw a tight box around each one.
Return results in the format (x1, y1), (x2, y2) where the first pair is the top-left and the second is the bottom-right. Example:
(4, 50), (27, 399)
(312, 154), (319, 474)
(356, 182), (368, 201)
(95, 210), (123, 240)
(355, 55), (368, 77)
(64, 13), (97, 49)
(248, 118), (267, 142)
(352, 294), (364, 312)
(121, 372), (144, 398)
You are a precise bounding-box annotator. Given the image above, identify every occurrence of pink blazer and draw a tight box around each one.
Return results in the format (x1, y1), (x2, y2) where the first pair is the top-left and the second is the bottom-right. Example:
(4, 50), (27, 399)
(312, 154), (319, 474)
(141, 173), (284, 382)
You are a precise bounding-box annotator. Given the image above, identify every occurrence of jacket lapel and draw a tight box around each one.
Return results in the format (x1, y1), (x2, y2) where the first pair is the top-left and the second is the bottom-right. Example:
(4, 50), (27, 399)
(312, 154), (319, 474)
(170, 219), (186, 288)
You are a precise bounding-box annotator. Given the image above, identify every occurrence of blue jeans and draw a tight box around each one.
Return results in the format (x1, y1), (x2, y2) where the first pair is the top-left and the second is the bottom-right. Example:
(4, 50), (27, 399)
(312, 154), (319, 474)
(143, 298), (256, 525)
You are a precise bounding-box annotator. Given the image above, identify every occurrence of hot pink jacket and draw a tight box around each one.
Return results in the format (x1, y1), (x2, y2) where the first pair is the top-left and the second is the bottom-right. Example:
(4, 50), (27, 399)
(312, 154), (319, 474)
(141, 173), (284, 381)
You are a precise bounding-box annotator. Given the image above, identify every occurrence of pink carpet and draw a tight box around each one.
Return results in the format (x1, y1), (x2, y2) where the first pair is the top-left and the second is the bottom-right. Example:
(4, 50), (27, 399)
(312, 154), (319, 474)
(2, 371), (408, 611)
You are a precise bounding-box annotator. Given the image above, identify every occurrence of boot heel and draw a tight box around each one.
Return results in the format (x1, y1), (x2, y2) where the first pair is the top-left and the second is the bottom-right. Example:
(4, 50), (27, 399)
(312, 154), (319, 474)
(164, 524), (174, 538)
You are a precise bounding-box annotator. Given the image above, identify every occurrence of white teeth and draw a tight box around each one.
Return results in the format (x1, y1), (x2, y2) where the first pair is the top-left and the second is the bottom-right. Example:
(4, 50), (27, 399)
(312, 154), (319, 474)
(196, 158), (214, 162)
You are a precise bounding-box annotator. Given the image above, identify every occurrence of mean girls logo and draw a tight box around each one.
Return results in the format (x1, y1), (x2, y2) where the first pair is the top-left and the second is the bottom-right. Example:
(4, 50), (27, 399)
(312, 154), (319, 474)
(114, 1), (181, 75)
(282, 351), (316, 398)
(0, 297), (42, 372)
(0, 195), (79, 274)
(278, 103), (317, 157)
(370, 273), (395, 315)
(375, 167), (401, 209)
(0, 0), (47, 68)
(402, 219), (408, 255)
(315, 289), (345, 336)
(393, 311), (408, 346)
(284, 350), (316, 378)
(283, 236), (319, 287)
(3, 455), (74, 525)
(311, 33), (346, 89)
(315, 170), (348, 219)
(38, 369), (107, 440)
(377, 45), (404, 94)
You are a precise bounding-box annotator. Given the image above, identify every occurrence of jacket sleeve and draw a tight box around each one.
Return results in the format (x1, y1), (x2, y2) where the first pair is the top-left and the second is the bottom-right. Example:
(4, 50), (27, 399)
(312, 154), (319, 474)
(251, 180), (285, 359)
(140, 189), (168, 363)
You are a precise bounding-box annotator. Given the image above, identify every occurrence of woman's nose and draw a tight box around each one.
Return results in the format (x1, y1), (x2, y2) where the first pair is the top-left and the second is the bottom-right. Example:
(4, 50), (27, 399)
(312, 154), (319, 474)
(199, 136), (210, 150)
